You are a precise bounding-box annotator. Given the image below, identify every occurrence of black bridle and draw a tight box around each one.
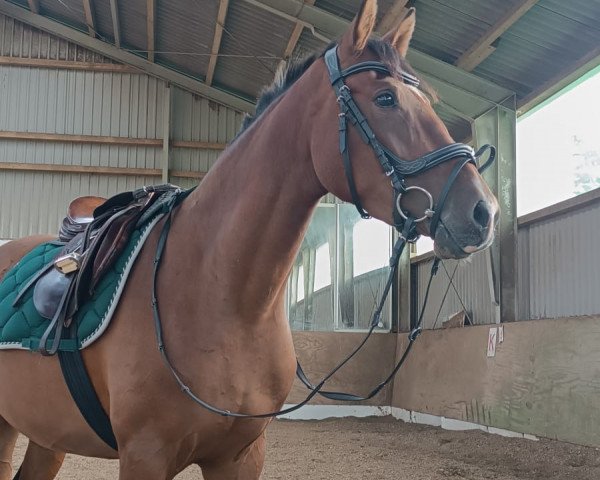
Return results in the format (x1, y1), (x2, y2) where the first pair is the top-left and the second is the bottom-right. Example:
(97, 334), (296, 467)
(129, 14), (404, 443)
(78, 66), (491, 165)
(324, 45), (495, 240)
(150, 45), (497, 418)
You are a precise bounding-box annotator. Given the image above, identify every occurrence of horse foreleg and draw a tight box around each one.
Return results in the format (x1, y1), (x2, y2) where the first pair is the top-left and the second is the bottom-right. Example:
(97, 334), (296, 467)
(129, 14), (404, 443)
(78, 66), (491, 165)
(0, 417), (18, 480)
(15, 442), (64, 480)
(117, 447), (179, 480)
(201, 432), (266, 480)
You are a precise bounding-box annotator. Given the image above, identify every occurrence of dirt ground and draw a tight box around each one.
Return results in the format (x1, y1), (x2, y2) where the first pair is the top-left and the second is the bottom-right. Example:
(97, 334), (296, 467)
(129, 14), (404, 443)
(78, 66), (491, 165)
(11, 416), (600, 479)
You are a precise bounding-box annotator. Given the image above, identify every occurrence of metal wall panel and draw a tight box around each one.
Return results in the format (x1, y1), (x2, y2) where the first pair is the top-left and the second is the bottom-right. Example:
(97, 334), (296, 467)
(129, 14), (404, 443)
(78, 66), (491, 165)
(413, 194), (600, 326)
(170, 87), (244, 190)
(0, 171), (158, 238)
(0, 15), (243, 238)
(0, 13), (113, 63)
(0, 65), (167, 239)
(414, 250), (496, 329)
(519, 200), (600, 320)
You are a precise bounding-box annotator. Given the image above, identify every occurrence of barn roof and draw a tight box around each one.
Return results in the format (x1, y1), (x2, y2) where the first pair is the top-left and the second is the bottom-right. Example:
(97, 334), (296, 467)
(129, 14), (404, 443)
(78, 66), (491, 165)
(2, 0), (599, 140)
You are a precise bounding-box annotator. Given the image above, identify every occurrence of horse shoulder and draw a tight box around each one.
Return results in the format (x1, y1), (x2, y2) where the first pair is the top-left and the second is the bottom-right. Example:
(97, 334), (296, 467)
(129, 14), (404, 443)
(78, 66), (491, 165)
(0, 235), (55, 278)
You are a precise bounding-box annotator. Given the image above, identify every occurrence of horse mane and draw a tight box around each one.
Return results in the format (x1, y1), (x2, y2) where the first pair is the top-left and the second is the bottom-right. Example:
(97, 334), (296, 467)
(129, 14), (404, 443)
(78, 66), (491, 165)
(235, 39), (437, 137)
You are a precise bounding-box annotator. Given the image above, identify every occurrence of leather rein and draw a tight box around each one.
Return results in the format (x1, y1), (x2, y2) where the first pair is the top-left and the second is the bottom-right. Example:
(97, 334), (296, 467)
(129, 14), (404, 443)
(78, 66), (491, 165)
(150, 45), (496, 418)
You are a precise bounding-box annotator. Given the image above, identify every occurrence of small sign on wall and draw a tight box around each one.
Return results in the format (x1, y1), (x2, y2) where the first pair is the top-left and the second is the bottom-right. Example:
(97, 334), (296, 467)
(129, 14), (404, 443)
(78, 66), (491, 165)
(487, 327), (498, 357)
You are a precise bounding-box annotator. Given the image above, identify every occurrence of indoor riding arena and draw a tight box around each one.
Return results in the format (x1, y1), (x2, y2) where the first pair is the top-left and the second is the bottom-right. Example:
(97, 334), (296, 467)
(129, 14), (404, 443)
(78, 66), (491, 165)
(1, 1), (600, 479)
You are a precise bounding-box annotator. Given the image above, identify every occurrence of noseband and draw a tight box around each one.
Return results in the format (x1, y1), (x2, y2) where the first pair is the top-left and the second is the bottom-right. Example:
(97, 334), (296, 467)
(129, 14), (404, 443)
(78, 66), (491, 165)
(324, 45), (495, 240)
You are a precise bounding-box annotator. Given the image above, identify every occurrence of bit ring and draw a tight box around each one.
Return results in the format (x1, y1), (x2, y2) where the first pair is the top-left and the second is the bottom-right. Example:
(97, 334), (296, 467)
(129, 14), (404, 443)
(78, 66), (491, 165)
(396, 186), (434, 223)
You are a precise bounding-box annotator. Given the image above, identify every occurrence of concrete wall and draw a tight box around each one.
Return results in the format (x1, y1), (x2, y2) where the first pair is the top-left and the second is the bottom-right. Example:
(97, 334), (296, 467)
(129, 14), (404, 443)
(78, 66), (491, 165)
(412, 187), (600, 324)
(287, 331), (397, 406)
(391, 316), (600, 447)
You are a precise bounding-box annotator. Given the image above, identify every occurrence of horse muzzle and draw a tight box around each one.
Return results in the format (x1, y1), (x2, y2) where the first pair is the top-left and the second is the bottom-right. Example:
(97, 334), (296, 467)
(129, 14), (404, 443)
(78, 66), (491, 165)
(432, 198), (498, 259)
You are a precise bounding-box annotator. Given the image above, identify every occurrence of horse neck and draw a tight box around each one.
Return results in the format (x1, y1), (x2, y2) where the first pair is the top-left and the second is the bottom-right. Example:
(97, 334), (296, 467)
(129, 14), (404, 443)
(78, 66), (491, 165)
(170, 91), (326, 318)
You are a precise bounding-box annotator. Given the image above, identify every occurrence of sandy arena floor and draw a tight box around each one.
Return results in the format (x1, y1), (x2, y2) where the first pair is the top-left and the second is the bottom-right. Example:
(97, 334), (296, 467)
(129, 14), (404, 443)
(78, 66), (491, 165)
(11, 417), (600, 479)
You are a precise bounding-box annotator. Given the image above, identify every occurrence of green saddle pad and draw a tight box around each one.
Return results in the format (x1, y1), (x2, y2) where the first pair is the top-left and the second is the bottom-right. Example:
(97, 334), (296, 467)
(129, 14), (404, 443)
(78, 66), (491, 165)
(0, 214), (164, 352)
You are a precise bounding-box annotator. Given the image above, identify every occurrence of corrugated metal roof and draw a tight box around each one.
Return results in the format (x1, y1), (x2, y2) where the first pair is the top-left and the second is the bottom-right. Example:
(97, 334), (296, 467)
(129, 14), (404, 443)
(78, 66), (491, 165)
(213, 0), (292, 98)
(118, 0), (146, 53)
(92, 0), (115, 45)
(410, 0), (526, 64)
(293, 27), (327, 60)
(317, 0), (398, 24)
(5, 0), (600, 131)
(474, 0), (600, 101)
(155, 0), (216, 78)
(38, 0), (86, 31)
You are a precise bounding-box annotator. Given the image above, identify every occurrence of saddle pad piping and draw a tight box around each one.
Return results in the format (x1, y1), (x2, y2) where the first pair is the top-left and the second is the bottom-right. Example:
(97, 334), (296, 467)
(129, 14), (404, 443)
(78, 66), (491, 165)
(0, 213), (164, 351)
(80, 213), (164, 348)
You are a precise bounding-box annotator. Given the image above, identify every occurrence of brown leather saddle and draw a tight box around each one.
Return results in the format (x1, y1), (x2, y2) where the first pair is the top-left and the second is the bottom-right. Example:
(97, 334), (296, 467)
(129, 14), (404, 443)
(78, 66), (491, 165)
(58, 196), (107, 242)
(13, 184), (181, 355)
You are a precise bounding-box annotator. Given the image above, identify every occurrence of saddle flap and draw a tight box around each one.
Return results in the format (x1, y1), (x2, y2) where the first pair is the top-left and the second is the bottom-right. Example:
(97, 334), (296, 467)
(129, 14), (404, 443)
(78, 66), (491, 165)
(90, 207), (144, 292)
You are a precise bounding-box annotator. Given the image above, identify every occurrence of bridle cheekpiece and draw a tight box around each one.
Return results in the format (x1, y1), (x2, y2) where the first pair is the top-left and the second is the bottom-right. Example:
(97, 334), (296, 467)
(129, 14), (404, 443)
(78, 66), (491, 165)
(323, 45), (495, 241)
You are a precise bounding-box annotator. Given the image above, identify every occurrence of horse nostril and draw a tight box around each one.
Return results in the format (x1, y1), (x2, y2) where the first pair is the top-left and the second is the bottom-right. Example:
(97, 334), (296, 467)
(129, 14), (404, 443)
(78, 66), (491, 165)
(473, 200), (491, 230)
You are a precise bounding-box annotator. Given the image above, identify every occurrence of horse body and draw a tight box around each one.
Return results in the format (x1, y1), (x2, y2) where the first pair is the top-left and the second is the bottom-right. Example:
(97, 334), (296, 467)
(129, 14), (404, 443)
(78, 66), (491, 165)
(0, 44), (323, 478)
(0, 2), (500, 478)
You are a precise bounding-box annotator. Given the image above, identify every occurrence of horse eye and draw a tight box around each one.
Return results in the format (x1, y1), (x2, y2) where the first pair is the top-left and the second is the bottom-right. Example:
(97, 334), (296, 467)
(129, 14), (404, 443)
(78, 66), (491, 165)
(375, 92), (396, 108)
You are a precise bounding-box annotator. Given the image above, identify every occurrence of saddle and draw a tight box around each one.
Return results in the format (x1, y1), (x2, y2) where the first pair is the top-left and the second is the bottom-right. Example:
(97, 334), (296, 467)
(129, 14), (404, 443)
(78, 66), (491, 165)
(13, 184), (181, 355)
(58, 196), (106, 242)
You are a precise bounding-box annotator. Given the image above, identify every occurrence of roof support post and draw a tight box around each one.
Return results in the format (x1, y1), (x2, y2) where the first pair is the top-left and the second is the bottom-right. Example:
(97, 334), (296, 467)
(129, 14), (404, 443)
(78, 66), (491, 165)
(27, 0), (38, 14)
(147, 0), (155, 62)
(82, 0), (96, 37)
(206, 0), (229, 86)
(472, 98), (518, 323)
(162, 84), (171, 183)
(280, 0), (316, 70)
(396, 238), (411, 333)
(109, 0), (121, 48)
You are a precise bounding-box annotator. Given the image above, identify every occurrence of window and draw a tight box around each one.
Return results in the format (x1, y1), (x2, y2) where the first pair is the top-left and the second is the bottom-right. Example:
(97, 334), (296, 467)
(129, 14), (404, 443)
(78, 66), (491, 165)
(517, 69), (600, 215)
(287, 204), (392, 332)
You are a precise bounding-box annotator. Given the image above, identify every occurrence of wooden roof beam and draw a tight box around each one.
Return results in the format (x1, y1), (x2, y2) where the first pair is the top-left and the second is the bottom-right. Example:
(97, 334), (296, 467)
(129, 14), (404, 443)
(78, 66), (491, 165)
(517, 45), (600, 115)
(0, 1), (255, 113)
(376, 0), (409, 35)
(147, 0), (155, 62)
(280, 0), (316, 69)
(82, 0), (96, 37)
(109, 0), (121, 48)
(27, 0), (39, 14)
(206, 0), (229, 86)
(455, 0), (538, 72)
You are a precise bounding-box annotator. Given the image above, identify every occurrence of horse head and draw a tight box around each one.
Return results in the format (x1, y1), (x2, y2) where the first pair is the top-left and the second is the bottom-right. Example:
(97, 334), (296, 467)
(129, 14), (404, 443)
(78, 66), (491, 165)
(306, 0), (499, 259)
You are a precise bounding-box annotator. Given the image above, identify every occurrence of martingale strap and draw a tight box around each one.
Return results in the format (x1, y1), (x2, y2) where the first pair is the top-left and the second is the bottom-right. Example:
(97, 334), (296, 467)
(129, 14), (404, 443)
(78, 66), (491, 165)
(148, 45), (498, 420)
(153, 216), (431, 418)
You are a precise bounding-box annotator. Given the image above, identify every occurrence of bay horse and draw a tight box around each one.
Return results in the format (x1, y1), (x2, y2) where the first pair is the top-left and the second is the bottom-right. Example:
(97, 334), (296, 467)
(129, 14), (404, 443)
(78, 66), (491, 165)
(0, 1), (498, 478)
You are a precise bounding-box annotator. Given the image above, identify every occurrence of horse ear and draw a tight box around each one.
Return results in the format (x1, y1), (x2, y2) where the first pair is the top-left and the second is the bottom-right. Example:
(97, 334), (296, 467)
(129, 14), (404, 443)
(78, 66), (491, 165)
(340, 0), (378, 57)
(382, 7), (416, 57)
